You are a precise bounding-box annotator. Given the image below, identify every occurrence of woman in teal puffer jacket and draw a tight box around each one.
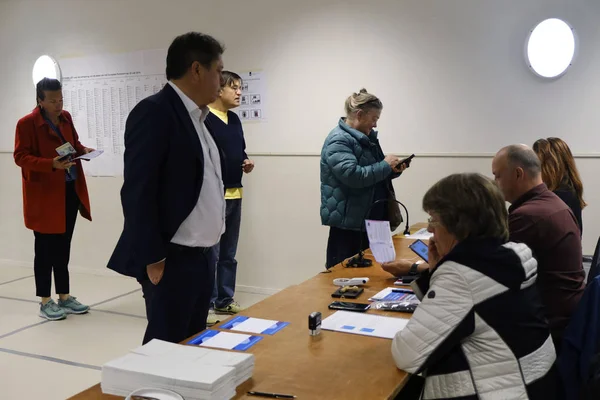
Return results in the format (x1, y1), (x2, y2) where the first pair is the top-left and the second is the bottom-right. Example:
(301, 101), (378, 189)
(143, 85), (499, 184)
(320, 89), (405, 269)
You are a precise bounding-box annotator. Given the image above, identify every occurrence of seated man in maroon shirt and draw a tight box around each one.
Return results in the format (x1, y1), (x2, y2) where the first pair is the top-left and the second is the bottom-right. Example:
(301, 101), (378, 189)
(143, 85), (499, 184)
(492, 144), (585, 350)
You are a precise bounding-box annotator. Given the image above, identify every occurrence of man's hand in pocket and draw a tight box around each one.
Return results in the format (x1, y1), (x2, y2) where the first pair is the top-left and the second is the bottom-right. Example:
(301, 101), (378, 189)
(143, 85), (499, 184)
(147, 259), (165, 285)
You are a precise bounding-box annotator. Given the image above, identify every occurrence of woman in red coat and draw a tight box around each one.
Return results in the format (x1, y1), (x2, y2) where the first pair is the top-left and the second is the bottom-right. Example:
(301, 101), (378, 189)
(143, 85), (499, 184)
(14, 78), (93, 321)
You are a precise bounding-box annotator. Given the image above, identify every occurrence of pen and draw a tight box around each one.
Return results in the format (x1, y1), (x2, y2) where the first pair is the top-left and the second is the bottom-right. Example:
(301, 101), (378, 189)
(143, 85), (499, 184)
(392, 288), (414, 294)
(247, 391), (296, 399)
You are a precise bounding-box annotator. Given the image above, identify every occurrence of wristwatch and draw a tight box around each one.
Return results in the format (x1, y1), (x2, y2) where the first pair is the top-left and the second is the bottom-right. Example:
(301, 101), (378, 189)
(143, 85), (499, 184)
(409, 262), (420, 276)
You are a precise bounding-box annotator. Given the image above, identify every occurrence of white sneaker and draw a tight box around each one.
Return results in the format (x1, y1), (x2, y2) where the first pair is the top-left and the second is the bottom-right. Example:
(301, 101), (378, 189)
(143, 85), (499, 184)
(206, 309), (221, 326)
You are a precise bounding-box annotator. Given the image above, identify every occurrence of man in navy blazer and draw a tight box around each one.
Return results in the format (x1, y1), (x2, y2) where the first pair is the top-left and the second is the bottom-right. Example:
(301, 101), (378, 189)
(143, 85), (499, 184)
(108, 32), (226, 344)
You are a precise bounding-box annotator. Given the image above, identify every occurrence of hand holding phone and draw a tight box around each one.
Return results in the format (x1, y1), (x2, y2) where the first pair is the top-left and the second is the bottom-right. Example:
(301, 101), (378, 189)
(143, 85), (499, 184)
(399, 154), (415, 167)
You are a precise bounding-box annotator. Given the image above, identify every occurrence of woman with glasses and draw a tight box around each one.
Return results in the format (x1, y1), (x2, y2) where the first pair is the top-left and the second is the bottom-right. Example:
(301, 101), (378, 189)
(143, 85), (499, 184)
(391, 173), (557, 399)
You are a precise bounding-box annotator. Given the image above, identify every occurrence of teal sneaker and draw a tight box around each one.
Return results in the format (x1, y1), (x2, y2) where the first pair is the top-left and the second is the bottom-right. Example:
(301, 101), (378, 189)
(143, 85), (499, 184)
(39, 299), (67, 321)
(58, 296), (90, 315)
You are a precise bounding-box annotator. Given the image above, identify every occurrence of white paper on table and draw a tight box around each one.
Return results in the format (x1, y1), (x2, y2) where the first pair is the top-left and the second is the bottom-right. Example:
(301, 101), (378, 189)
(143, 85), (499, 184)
(365, 220), (396, 263)
(225, 317), (279, 334)
(73, 149), (104, 160)
(321, 311), (409, 339)
(198, 331), (253, 350)
(405, 228), (433, 240)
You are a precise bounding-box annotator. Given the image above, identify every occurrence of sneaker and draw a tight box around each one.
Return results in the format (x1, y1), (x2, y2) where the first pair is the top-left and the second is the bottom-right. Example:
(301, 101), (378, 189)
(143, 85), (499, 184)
(39, 299), (67, 321)
(206, 309), (221, 326)
(58, 296), (90, 315)
(215, 301), (242, 315)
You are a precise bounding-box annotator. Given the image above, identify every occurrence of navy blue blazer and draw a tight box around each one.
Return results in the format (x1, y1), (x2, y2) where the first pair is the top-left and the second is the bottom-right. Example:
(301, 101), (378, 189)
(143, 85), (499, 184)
(108, 83), (225, 279)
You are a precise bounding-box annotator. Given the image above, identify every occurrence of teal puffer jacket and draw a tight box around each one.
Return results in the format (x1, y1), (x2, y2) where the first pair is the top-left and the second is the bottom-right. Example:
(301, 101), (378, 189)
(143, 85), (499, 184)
(320, 118), (393, 231)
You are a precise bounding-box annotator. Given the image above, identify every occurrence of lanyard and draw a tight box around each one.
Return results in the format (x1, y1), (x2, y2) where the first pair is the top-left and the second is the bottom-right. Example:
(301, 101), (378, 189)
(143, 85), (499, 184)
(44, 117), (68, 144)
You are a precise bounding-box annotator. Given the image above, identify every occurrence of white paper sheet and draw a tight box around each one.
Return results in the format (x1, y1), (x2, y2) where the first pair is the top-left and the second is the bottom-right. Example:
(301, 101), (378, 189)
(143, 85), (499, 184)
(365, 220), (396, 263)
(61, 49), (167, 176)
(198, 332), (254, 350)
(321, 311), (409, 339)
(236, 71), (267, 121)
(222, 317), (280, 334)
(405, 228), (433, 240)
(73, 149), (104, 160)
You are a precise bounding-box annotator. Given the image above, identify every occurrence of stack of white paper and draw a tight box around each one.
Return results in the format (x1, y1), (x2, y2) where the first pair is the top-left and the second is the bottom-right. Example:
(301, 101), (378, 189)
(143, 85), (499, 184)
(101, 339), (255, 400)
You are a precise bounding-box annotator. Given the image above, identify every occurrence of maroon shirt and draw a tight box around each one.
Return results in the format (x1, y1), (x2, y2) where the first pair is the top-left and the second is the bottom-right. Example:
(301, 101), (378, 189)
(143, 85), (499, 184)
(509, 184), (585, 342)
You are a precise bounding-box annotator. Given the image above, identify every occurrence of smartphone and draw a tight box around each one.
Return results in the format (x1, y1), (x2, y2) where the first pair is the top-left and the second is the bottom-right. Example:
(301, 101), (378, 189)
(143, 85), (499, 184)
(399, 154), (415, 167)
(409, 239), (429, 263)
(328, 301), (371, 312)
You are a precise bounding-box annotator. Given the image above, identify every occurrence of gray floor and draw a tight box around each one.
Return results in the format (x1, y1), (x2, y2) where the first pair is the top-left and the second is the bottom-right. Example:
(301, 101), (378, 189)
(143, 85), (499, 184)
(0, 265), (267, 399)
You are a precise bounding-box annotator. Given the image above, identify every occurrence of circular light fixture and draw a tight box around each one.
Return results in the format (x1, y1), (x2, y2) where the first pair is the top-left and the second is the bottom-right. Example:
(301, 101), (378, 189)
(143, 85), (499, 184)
(526, 18), (576, 79)
(32, 55), (62, 86)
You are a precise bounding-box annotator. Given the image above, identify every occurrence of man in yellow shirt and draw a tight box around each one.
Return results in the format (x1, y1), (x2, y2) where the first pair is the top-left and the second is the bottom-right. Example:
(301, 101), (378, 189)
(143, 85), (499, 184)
(205, 71), (254, 325)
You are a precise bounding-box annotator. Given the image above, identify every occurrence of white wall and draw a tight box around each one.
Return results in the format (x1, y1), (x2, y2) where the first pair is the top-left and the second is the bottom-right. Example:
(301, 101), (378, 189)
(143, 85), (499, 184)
(0, 0), (599, 293)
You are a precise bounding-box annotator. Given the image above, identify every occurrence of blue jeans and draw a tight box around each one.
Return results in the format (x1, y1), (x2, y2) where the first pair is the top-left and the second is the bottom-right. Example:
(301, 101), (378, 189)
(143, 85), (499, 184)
(211, 198), (242, 309)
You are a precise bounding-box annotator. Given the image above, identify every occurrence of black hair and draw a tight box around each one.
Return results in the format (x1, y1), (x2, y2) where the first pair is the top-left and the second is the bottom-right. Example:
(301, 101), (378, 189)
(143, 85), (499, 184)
(36, 77), (61, 104)
(220, 71), (242, 88)
(166, 32), (224, 80)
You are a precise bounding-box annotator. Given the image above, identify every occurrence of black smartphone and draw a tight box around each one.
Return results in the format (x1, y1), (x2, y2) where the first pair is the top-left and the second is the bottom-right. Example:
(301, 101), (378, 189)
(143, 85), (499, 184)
(328, 301), (371, 312)
(409, 239), (429, 263)
(399, 154), (415, 167)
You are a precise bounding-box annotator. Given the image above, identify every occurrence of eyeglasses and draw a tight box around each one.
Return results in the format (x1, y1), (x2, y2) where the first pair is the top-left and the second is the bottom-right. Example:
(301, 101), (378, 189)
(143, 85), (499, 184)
(427, 217), (440, 228)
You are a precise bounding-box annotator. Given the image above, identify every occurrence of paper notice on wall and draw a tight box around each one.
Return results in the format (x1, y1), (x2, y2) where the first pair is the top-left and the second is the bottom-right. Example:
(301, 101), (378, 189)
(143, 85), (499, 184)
(236, 71), (267, 122)
(60, 49), (167, 177)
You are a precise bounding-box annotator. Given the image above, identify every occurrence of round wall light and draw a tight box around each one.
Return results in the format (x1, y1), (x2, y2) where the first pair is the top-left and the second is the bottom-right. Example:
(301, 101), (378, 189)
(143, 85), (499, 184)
(526, 18), (576, 79)
(32, 55), (62, 86)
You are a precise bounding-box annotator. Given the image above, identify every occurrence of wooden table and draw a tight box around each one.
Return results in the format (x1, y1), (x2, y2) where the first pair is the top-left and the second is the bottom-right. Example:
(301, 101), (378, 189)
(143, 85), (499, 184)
(69, 226), (426, 400)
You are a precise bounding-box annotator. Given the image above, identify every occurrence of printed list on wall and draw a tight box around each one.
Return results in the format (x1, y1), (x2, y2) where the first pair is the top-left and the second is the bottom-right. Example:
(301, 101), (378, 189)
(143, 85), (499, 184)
(60, 50), (167, 177)
(235, 71), (267, 122)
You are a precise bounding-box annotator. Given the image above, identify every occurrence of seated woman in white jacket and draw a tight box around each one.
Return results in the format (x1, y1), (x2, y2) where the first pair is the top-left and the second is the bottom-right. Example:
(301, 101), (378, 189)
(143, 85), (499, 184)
(392, 173), (558, 400)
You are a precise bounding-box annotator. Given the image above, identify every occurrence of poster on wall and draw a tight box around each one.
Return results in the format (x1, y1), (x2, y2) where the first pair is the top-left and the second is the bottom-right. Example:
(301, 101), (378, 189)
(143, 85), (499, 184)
(236, 71), (267, 122)
(60, 49), (167, 177)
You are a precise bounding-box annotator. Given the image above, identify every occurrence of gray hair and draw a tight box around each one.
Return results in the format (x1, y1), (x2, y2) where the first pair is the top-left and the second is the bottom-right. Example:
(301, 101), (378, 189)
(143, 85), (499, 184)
(422, 173), (509, 242)
(504, 145), (542, 177)
(344, 89), (382, 117)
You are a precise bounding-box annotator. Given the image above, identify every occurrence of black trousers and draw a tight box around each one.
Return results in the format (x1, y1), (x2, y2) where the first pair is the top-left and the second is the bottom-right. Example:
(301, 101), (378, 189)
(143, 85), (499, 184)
(34, 181), (79, 298)
(325, 227), (369, 269)
(141, 243), (216, 344)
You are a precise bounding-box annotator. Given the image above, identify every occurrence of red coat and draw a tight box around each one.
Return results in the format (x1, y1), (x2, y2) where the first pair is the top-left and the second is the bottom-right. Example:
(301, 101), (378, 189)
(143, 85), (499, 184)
(14, 107), (92, 234)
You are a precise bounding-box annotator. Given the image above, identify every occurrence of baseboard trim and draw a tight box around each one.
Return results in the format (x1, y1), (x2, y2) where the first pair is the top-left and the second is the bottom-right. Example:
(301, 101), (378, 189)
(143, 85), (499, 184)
(235, 284), (280, 296)
(0, 259), (282, 295)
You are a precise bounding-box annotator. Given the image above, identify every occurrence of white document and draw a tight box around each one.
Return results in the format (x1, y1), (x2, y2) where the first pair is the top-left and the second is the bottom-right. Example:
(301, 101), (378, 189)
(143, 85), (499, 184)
(73, 149), (104, 160)
(228, 318), (274, 334)
(198, 331), (254, 350)
(321, 311), (409, 339)
(220, 316), (289, 335)
(406, 228), (433, 240)
(61, 49), (167, 177)
(236, 71), (267, 121)
(365, 219), (396, 263)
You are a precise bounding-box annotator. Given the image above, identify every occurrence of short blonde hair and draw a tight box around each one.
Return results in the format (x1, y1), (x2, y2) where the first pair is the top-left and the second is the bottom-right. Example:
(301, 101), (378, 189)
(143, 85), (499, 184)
(422, 173), (509, 242)
(344, 88), (382, 117)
